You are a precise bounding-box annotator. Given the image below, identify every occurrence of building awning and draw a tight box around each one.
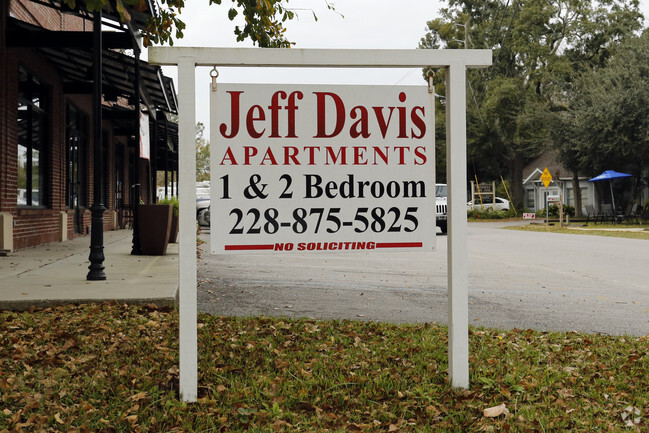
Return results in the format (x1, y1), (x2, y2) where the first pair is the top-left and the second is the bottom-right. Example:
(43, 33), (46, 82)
(42, 0), (158, 33)
(7, 16), (177, 114)
(39, 44), (178, 114)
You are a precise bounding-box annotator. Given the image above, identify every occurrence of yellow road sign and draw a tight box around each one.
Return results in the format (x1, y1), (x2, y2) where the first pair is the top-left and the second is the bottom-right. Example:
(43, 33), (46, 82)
(540, 167), (552, 188)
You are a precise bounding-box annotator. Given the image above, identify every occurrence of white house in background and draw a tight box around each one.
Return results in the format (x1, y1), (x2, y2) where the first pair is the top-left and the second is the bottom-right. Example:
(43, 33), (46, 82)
(522, 150), (595, 214)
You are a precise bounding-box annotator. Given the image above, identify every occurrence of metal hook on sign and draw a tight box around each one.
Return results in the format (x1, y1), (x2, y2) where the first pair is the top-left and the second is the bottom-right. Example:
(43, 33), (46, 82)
(428, 71), (435, 94)
(210, 67), (219, 92)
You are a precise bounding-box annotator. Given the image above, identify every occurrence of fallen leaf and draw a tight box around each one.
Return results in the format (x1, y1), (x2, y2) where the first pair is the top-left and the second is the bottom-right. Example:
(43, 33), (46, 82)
(484, 403), (509, 418)
(271, 419), (292, 430)
(129, 391), (148, 402)
(54, 413), (65, 424)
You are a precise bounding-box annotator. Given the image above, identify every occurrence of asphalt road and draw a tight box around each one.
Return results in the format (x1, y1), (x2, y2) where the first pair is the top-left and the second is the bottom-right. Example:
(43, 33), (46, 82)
(197, 222), (649, 336)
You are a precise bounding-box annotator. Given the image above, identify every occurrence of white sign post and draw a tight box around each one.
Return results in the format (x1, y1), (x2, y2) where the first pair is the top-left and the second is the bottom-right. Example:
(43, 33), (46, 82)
(148, 47), (492, 402)
(210, 84), (436, 254)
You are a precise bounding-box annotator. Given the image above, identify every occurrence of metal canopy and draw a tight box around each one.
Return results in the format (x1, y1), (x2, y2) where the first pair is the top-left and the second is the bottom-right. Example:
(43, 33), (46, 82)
(38, 0), (157, 32)
(39, 45), (178, 115)
(7, 17), (132, 49)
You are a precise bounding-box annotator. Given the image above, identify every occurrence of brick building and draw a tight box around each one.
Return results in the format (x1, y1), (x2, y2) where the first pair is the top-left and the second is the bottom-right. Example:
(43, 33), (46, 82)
(0, 0), (178, 252)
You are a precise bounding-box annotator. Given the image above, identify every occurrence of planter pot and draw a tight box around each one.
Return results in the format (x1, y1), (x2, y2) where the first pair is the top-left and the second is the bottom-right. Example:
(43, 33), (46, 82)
(137, 204), (172, 255)
(169, 213), (179, 243)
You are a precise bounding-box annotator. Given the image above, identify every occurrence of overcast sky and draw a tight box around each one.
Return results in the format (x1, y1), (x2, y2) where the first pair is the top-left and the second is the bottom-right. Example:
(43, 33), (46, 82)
(151, 0), (649, 131)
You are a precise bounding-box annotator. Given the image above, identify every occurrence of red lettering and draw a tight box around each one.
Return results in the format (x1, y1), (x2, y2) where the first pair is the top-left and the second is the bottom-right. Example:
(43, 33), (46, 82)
(373, 146), (389, 165)
(260, 147), (278, 165)
(304, 146), (320, 165)
(246, 105), (265, 138)
(411, 106), (426, 139)
(243, 146), (257, 165)
(354, 147), (367, 165)
(268, 91), (286, 138)
(398, 92), (408, 138)
(284, 146), (300, 165)
(394, 146), (410, 165)
(372, 106), (395, 139)
(220, 91), (243, 138)
(219, 147), (237, 165)
(326, 146), (347, 165)
(286, 241), (378, 252)
(274, 242), (294, 251)
(286, 91), (303, 138)
(314, 92), (345, 138)
(414, 146), (427, 165)
(350, 106), (370, 138)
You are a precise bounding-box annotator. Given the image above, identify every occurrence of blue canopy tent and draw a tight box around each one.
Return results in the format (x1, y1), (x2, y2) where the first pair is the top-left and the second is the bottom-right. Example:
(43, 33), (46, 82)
(588, 170), (632, 211)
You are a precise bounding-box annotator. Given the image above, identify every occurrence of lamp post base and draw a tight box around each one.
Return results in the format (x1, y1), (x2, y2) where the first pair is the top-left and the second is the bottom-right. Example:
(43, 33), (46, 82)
(86, 203), (106, 281)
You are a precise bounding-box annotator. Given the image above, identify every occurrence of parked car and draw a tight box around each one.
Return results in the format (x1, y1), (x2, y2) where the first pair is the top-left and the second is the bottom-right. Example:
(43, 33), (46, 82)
(467, 196), (510, 211)
(436, 184), (447, 234)
(197, 198), (210, 227)
(196, 183), (211, 227)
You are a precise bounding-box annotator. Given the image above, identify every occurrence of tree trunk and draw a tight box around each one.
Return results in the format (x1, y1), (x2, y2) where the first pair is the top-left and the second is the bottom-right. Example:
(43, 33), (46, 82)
(509, 153), (525, 209)
(572, 171), (582, 217)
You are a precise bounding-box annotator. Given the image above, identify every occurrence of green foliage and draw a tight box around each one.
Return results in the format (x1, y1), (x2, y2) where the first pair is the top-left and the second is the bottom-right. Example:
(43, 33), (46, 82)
(67, 0), (303, 47)
(195, 122), (210, 183)
(467, 208), (516, 220)
(420, 0), (644, 206)
(158, 196), (179, 216)
(536, 205), (575, 218)
(1, 303), (649, 431)
(510, 224), (649, 240)
(557, 32), (649, 185)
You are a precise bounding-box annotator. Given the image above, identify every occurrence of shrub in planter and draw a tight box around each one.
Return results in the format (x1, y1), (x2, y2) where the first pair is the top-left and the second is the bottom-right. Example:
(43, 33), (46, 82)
(137, 204), (172, 255)
(158, 197), (179, 243)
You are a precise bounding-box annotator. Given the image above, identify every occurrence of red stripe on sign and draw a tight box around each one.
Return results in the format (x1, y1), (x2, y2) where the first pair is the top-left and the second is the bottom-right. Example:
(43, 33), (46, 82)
(225, 244), (275, 251)
(375, 242), (423, 249)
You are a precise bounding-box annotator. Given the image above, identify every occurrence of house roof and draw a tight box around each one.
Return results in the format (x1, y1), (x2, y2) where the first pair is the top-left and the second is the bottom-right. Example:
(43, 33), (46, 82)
(522, 149), (566, 182)
(522, 149), (595, 185)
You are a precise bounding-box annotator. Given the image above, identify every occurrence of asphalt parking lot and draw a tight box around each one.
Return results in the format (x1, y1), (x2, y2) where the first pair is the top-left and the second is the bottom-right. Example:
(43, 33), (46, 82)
(197, 223), (649, 336)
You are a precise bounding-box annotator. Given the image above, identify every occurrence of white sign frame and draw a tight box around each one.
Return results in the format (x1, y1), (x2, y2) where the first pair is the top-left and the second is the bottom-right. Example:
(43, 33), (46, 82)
(148, 47), (492, 402)
(209, 83), (437, 254)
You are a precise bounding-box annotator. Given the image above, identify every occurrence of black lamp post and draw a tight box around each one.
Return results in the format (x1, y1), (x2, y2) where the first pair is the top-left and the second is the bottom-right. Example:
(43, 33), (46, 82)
(131, 43), (142, 255)
(87, 9), (106, 280)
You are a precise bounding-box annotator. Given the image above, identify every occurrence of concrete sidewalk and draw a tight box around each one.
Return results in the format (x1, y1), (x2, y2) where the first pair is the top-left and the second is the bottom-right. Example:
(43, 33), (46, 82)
(0, 230), (178, 311)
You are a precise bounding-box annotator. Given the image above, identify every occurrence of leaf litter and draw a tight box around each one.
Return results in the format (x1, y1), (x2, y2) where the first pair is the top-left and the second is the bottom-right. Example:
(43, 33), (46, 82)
(0, 302), (648, 432)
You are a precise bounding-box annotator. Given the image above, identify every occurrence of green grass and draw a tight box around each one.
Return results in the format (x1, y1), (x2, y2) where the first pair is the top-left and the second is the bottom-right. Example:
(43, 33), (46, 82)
(507, 223), (649, 240)
(1, 303), (648, 432)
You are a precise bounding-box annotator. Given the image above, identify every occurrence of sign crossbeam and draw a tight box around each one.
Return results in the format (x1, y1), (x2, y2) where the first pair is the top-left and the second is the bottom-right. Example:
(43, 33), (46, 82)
(148, 47), (492, 402)
(149, 47), (492, 69)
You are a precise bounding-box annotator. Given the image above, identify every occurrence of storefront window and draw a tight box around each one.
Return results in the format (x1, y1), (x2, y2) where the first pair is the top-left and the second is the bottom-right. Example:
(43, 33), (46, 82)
(17, 67), (49, 207)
